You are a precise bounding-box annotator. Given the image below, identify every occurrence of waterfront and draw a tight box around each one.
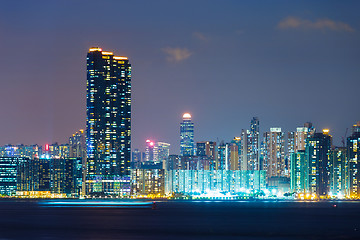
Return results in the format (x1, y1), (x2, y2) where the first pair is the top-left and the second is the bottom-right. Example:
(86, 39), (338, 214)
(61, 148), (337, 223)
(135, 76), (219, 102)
(0, 200), (359, 239)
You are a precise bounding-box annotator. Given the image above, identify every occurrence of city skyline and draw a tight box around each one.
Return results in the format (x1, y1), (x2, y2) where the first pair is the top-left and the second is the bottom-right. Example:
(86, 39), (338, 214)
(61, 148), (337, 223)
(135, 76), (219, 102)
(0, 1), (359, 154)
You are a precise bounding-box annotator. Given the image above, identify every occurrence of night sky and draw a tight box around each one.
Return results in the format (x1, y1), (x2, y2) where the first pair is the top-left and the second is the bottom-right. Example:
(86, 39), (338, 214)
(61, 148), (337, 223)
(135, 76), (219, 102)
(0, 0), (359, 154)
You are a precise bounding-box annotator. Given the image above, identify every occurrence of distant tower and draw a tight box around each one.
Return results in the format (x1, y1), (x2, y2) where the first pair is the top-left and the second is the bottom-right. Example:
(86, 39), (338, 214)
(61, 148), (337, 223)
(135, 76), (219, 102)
(154, 142), (171, 167)
(249, 117), (260, 170)
(287, 122), (315, 165)
(145, 140), (155, 163)
(180, 113), (194, 156)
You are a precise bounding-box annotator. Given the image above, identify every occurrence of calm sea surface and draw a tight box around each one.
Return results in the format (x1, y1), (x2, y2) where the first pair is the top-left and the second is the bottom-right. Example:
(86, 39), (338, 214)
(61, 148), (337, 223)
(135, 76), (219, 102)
(0, 199), (359, 240)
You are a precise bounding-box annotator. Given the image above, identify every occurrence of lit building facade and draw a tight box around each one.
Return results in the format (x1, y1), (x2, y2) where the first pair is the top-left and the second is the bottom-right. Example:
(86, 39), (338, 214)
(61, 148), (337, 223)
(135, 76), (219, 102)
(69, 129), (86, 159)
(0, 157), (29, 196)
(240, 129), (250, 170)
(165, 155), (180, 171)
(196, 141), (216, 169)
(196, 142), (206, 156)
(86, 47), (131, 178)
(230, 142), (239, 170)
(131, 149), (142, 168)
(305, 130), (332, 198)
(180, 113), (194, 156)
(290, 150), (308, 193)
(264, 128), (286, 179)
(347, 131), (360, 198)
(217, 142), (230, 170)
(165, 170), (266, 195)
(131, 169), (165, 197)
(288, 123), (315, 158)
(329, 147), (348, 198)
(145, 140), (154, 162)
(249, 117), (260, 170)
(154, 142), (170, 163)
(0, 145), (39, 159)
(14, 157), (82, 197)
(154, 142), (170, 167)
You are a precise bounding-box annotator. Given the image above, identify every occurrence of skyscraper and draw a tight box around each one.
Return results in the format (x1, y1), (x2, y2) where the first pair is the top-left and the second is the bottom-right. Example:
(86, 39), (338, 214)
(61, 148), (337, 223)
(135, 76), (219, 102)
(240, 129), (250, 170)
(196, 141), (216, 170)
(249, 117), (259, 170)
(287, 123), (315, 156)
(145, 140), (155, 163)
(69, 129), (86, 159)
(229, 142), (239, 170)
(86, 47), (131, 178)
(217, 141), (230, 170)
(306, 129), (332, 197)
(290, 150), (308, 193)
(264, 128), (286, 178)
(329, 147), (348, 198)
(154, 142), (170, 166)
(347, 131), (360, 198)
(180, 113), (194, 156)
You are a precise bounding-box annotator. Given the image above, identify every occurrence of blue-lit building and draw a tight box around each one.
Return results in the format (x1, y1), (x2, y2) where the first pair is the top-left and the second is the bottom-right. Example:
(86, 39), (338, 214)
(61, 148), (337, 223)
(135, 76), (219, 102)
(217, 142), (230, 170)
(165, 170), (266, 196)
(0, 157), (29, 196)
(180, 113), (194, 156)
(249, 117), (260, 170)
(86, 47), (131, 179)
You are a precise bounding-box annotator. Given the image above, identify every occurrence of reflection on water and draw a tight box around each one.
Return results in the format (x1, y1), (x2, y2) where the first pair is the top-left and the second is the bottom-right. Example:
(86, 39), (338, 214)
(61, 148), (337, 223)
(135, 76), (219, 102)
(0, 200), (359, 239)
(39, 200), (154, 208)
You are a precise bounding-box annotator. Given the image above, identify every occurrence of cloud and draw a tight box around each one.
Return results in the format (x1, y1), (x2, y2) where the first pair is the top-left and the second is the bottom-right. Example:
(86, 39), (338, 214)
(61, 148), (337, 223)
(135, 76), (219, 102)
(278, 16), (355, 32)
(162, 47), (192, 62)
(193, 32), (208, 41)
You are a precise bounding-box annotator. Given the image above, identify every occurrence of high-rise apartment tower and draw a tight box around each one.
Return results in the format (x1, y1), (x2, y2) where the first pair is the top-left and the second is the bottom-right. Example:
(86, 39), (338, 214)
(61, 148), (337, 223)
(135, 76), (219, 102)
(86, 47), (131, 177)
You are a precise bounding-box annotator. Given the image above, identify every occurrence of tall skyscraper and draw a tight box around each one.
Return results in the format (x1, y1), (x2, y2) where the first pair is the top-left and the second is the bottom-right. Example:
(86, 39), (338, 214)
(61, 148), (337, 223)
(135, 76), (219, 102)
(131, 149), (142, 168)
(240, 129), (250, 170)
(154, 142), (171, 166)
(306, 129), (332, 197)
(347, 130), (360, 198)
(290, 150), (308, 193)
(229, 142), (239, 170)
(288, 122), (315, 156)
(329, 147), (348, 198)
(239, 118), (260, 171)
(196, 141), (216, 170)
(145, 140), (155, 163)
(196, 142), (206, 156)
(180, 113), (194, 156)
(249, 117), (259, 170)
(69, 129), (86, 159)
(86, 47), (131, 178)
(217, 141), (230, 170)
(264, 128), (286, 179)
